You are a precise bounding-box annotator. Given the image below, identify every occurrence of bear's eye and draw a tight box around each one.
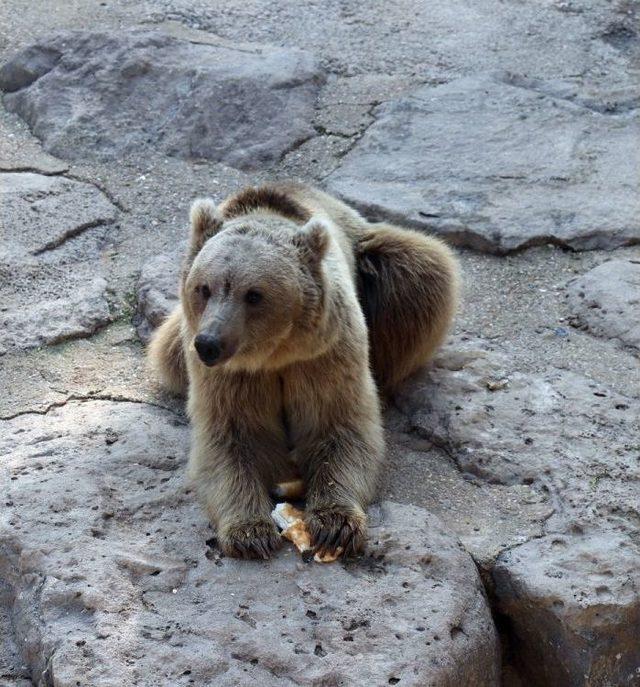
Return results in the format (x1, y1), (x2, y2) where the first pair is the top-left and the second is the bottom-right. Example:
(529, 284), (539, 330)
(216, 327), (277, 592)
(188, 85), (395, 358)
(244, 289), (262, 305)
(198, 284), (211, 299)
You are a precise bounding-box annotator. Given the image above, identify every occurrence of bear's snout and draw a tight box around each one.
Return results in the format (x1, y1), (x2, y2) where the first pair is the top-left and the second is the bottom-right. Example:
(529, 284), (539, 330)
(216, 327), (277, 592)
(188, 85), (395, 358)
(194, 334), (222, 366)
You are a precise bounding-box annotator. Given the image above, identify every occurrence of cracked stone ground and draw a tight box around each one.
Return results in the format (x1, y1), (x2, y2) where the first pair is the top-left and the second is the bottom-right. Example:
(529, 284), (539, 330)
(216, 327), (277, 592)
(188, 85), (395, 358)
(0, 1), (639, 686)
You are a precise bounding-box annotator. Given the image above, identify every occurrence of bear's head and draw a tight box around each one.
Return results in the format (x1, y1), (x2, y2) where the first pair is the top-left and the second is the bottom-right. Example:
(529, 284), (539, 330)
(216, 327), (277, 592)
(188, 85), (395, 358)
(181, 198), (330, 371)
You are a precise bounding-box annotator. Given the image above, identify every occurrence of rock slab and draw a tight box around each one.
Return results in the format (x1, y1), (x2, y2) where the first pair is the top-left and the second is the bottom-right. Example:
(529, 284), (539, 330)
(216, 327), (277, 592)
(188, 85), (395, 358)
(396, 337), (640, 685)
(134, 252), (181, 343)
(0, 171), (115, 353)
(494, 532), (640, 687)
(0, 30), (324, 170)
(566, 259), (640, 354)
(0, 400), (500, 686)
(326, 74), (640, 253)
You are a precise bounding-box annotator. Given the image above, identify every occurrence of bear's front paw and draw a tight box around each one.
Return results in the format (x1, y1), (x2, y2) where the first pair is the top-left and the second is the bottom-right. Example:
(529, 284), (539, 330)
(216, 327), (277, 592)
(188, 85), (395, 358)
(220, 519), (282, 560)
(305, 506), (367, 559)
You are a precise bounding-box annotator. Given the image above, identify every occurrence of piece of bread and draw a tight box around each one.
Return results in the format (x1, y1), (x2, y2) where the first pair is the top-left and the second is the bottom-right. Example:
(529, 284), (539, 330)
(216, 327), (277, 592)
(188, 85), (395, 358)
(271, 502), (342, 563)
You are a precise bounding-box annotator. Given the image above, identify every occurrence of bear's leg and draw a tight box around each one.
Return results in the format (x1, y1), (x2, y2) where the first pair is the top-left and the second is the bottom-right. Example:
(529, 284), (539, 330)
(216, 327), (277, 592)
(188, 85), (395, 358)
(356, 223), (460, 396)
(188, 430), (288, 559)
(302, 421), (384, 558)
(147, 306), (188, 396)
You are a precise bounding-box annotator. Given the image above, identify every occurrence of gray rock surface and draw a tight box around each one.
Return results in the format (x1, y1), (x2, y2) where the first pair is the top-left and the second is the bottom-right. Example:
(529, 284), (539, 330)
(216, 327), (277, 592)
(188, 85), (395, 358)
(566, 259), (640, 354)
(0, 400), (499, 687)
(135, 253), (181, 343)
(0, 30), (324, 170)
(0, 171), (116, 353)
(326, 74), (640, 254)
(396, 337), (639, 516)
(396, 337), (640, 685)
(494, 532), (640, 687)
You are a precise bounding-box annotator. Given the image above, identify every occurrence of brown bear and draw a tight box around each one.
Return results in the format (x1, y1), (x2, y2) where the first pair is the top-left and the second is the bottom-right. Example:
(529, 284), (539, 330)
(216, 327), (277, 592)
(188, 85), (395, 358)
(148, 183), (459, 559)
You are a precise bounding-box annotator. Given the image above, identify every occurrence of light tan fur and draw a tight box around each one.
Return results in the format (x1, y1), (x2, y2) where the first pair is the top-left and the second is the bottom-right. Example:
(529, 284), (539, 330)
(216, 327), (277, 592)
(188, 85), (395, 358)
(148, 183), (459, 558)
(273, 479), (306, 500)
(147, 305), (188, 396)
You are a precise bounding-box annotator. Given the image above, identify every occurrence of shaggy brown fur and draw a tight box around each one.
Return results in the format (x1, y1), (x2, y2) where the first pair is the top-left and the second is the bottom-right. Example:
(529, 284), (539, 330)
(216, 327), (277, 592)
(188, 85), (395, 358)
(221, 185), (311, 223)
(357, 223), (458, 394)
(148, 183), (459, 559)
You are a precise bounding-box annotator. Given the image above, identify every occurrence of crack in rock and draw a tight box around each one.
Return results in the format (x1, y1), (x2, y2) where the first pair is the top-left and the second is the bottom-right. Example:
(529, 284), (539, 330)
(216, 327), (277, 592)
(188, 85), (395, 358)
(31, 218), (112, 255)
(0, 394), (182, 422)
(0, 171), (117, 353)
(0, 165), (69, 175)
(0, 165), (128, 212)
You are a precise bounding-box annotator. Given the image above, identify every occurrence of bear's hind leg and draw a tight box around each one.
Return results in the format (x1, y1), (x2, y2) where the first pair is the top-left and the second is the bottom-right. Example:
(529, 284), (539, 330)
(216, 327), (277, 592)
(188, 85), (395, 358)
(356, 224), (460, 396)
(147, 306), (188, 396)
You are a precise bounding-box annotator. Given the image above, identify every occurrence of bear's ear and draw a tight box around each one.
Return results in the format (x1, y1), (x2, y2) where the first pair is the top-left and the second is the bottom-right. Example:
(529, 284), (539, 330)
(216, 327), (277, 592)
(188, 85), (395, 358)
(189, 198), (224, 254)
(292, 219), (330, 263)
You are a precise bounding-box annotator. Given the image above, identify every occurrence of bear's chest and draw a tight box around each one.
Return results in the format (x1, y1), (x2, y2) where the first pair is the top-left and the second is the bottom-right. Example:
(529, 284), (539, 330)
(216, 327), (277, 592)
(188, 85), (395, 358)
(279, 365), (340, 442)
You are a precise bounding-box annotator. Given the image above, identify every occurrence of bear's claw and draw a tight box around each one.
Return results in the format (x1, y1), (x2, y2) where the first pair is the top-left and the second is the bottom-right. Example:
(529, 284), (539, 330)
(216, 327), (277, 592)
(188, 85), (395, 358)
(220, 520), (282, 560)
(305, 507), (366, 559)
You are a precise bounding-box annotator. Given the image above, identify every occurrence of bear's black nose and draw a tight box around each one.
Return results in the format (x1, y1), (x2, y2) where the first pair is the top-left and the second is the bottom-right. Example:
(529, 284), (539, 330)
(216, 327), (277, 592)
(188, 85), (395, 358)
(194, 335), (222, 366)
